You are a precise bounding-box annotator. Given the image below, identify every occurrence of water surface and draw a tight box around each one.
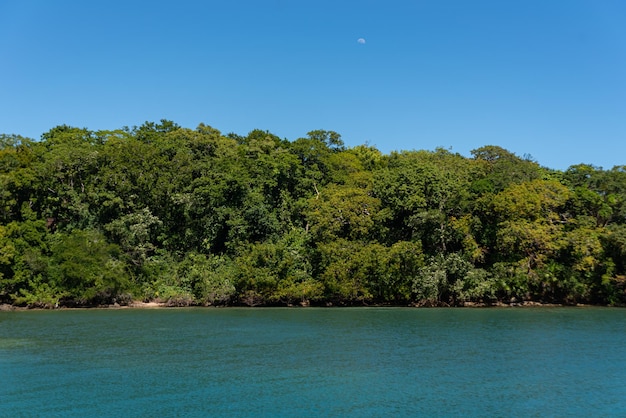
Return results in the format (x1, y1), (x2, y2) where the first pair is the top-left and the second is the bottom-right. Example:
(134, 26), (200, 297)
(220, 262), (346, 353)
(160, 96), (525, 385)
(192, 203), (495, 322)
(1, 307), (625, 417)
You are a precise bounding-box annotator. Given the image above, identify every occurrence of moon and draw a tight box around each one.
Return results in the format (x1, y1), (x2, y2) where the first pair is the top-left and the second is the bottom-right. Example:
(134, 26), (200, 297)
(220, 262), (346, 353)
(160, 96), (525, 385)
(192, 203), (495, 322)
(357, 38), (366, 44)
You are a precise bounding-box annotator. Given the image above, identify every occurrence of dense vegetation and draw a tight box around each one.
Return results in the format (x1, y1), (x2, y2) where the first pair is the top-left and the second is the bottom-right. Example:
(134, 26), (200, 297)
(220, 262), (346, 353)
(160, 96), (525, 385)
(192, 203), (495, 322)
(1, 121), (626, 307)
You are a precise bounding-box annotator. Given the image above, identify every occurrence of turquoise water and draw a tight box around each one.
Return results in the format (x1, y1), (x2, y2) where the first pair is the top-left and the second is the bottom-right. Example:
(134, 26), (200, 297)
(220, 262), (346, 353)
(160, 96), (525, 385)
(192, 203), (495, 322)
(1, 307), (626, 417)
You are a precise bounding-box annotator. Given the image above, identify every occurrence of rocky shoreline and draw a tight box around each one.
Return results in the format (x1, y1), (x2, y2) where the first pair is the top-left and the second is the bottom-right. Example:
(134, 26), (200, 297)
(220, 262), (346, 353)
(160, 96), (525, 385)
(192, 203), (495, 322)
(0, 301), (167, 311)
(0, 300), (599, 311)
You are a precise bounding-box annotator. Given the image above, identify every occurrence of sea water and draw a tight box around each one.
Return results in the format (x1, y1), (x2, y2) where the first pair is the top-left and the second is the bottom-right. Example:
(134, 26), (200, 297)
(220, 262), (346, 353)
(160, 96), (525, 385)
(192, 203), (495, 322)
(1, 307), (625, 417)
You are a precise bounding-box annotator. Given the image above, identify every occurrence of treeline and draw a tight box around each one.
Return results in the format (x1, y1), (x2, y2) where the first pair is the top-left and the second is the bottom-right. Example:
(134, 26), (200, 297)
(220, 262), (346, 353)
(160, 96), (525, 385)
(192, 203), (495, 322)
(1, 120), (626, 307)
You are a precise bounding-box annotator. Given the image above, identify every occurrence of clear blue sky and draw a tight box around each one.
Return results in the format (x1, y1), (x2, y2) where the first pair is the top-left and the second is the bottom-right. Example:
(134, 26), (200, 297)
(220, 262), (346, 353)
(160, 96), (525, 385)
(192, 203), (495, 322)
(1, 0), (625, 170)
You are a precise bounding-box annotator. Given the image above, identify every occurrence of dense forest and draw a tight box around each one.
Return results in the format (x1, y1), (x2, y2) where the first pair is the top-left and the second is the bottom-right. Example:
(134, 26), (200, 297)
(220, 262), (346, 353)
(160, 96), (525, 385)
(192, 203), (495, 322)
(1, 120), (626, 308)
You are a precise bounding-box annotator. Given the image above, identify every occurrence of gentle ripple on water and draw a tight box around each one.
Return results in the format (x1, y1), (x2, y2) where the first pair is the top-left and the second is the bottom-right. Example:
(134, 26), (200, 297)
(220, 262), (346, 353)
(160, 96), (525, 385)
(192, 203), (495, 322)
(1, 307), (626, 417)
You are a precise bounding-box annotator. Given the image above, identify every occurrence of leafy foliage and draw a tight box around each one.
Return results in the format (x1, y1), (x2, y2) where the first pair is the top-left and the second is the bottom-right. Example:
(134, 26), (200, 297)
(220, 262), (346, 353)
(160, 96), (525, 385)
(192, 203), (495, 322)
(1, 122), (625, 307)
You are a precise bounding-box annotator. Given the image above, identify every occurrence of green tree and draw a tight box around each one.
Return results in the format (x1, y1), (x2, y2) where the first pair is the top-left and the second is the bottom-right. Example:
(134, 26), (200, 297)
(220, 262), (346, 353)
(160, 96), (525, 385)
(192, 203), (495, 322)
(175, 252), (237, 305)
(305, 183), (381, 243)
(491, 179), (573, 301)
(374, 148), (480, 254)
(0, 220), (50, 305)
(45, 229), (129, 305)
(316, 239), (377, 304)
(235, 228), (321, 306)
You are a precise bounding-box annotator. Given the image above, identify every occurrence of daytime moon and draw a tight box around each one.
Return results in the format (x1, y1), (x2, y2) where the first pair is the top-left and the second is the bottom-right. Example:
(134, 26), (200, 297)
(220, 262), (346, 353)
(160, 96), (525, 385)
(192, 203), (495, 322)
(357, 38), (366, 44)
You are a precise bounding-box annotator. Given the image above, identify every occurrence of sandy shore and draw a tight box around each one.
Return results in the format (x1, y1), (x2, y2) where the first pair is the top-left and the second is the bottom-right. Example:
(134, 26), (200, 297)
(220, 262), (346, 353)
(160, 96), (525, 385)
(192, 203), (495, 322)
(126, 301), (168, 308)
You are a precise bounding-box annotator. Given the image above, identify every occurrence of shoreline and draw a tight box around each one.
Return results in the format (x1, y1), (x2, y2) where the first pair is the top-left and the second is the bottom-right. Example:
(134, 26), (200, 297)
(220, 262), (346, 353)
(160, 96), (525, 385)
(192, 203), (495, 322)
(0, 301), (608, 311)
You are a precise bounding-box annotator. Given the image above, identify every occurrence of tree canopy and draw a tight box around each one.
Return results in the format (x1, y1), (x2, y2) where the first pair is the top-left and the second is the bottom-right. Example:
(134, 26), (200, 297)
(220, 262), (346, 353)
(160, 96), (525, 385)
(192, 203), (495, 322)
(1, 122), (625, 307)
